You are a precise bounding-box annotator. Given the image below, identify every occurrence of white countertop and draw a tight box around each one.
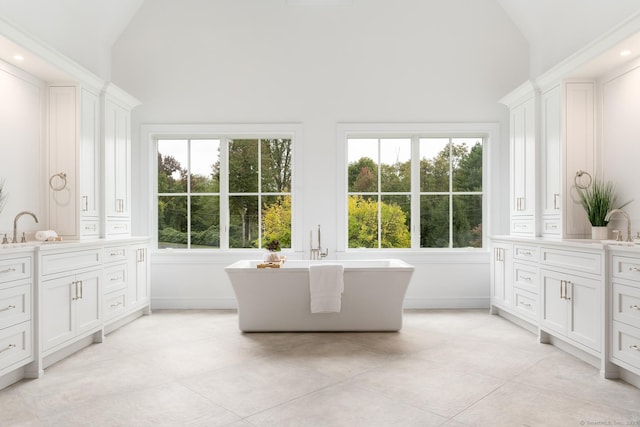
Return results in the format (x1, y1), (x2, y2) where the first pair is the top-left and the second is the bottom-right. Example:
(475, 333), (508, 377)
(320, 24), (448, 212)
(0, 236), (150, 255)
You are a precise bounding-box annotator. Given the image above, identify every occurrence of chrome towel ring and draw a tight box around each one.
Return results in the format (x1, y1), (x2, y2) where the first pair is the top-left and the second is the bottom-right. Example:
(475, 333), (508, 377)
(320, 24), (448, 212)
(49, 172), (67, 191)
(574, 170), (592, 190)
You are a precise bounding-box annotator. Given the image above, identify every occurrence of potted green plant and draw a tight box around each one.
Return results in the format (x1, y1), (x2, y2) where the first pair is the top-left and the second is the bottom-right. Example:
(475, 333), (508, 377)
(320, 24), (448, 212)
(264, 239), (281, 262)
(576, 178), (630, 239)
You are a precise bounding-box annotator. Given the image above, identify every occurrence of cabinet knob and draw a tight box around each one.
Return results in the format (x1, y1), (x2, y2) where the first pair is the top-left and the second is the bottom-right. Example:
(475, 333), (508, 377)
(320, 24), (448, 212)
(631, 345), (640, 352)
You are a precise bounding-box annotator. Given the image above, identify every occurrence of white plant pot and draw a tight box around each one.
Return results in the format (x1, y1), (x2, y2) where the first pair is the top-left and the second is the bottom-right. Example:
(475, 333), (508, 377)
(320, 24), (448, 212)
(591, 226), (608, 240)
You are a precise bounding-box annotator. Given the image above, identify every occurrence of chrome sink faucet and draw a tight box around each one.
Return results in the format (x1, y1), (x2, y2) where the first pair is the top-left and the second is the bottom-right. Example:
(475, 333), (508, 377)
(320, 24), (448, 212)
(13, 211), (39, 243)
(605, 209), (631, 242)
(310, 224), (328, 260)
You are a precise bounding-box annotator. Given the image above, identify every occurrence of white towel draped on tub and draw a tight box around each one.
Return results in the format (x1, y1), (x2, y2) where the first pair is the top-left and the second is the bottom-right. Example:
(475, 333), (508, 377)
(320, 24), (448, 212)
(309, 264), (344, 313)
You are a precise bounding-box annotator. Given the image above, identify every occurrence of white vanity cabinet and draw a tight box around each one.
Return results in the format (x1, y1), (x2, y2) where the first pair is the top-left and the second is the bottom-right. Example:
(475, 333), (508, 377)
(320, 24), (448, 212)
(38, 247), (102, 358)
(500, 81), (537, 236)
(102, 85), (140, 238)
(103, 239), (150, 328)
(539, 247), (603, 355)
(48, 85), (102, 240)
(0, 252), (33, 382)
(610, 251), (640, 376)
(490, 239), (540, 326)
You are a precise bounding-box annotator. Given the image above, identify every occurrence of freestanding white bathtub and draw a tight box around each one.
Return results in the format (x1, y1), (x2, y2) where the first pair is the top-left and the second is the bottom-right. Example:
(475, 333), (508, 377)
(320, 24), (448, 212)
(224, 259), (414, 332)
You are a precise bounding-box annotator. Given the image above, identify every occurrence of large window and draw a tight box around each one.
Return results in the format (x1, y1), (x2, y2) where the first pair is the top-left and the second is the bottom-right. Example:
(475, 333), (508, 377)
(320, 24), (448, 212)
(157, 137), (292, 250)
(346, 133), (484, 249)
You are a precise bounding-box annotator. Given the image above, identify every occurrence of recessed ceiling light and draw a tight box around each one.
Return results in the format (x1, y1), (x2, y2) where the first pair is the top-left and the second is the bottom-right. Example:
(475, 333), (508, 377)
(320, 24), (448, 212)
(620, 50), (632, 57)
(13, 54), (24, 61)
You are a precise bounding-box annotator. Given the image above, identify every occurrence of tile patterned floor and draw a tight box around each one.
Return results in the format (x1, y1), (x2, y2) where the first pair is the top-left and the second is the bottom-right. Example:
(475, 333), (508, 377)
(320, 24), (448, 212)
(2, 309), (640, 426)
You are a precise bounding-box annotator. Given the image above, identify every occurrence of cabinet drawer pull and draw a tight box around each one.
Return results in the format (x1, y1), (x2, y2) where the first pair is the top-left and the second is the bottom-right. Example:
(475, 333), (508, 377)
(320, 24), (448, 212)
(520, 276), (532, 282)
(0, 267), (16, 274)
(0, 304), (16, 312)
(629, 267), (640, 272)
(519, 301), (532, 308)
(110, 276), (123, 282)
(110, 301), (123, 308)
(631, 305), (640, 311)
(519, 250), (533, 256)
(0, 343), (16, 354)
(631, 345), (640, 352)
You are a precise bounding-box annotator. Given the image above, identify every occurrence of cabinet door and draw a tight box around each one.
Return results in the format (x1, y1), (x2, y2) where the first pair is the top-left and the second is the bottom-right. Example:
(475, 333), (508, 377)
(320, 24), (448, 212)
(41, 275), (74, 352)
(540, 270), (567, 335)
(541, 85), (562, 219)
(491, 243), (513, 308)
(510, 97), (536, 218)
(104, 99), (131, 218)
(74, 270), (101, 335)
(566, 275), (601, 352)
(80, 88), (100, 219)
(133, 247), (149, 305)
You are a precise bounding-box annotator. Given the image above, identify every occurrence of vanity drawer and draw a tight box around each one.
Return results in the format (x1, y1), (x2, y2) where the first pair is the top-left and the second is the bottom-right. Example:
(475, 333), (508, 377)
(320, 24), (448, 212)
(511, 219), (534, 235)
(0, 256), (31, 287)
(613, 282), (640, 329)
(513, 287), (537, 321)
(104, 264), (128, 294)
(104, 291), (127, 321)
(513, 245), (538, 262)
(103, 246), (129, 264)
(0, 321), (32, 372)
(513, 262), (538, 294)
(106, 221), (130, 236)
(80, 220), (100, 237)
(611, 255), (640, 284)
(542, 219), (561, 235)
(540, 247), (601, 275)
(0, 285), (31, 330)
(40, 249), (101, 276)
(612, 322), (640, 373)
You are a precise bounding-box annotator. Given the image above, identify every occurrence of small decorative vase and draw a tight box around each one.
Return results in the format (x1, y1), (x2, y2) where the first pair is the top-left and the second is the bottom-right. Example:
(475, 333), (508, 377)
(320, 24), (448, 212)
(591, 226), (608, 240)
(264, 251), (280, 263)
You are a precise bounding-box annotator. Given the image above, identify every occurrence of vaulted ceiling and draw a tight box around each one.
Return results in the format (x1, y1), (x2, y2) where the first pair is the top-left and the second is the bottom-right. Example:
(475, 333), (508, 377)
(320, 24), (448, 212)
(1, 0), (640, 80)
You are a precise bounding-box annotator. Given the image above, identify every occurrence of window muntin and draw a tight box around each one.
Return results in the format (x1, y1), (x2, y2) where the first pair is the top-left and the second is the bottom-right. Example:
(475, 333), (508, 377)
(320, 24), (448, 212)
(157, 137), (292, 250)
(347, 136), (483, 249)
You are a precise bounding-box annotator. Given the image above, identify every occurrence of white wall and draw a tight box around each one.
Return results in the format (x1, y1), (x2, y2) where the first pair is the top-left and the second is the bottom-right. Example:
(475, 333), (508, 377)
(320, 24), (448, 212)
(0, 60), (44, 237)
(111, 0), (529, 309)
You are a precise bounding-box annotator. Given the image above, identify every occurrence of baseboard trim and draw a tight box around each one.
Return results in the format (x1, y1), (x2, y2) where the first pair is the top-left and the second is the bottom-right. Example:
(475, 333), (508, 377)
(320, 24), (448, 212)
(151, 297), (238, 310)
(151, 297), (488, 310)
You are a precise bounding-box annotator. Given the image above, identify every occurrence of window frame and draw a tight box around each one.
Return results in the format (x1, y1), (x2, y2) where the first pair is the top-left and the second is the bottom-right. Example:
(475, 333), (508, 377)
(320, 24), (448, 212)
(337, 123), (498, 252)
(144, 124), (303, 253)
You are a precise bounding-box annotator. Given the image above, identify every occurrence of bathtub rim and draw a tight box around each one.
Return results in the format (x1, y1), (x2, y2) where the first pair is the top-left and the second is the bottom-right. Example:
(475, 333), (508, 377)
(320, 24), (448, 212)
(224, 258), (415, 273)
